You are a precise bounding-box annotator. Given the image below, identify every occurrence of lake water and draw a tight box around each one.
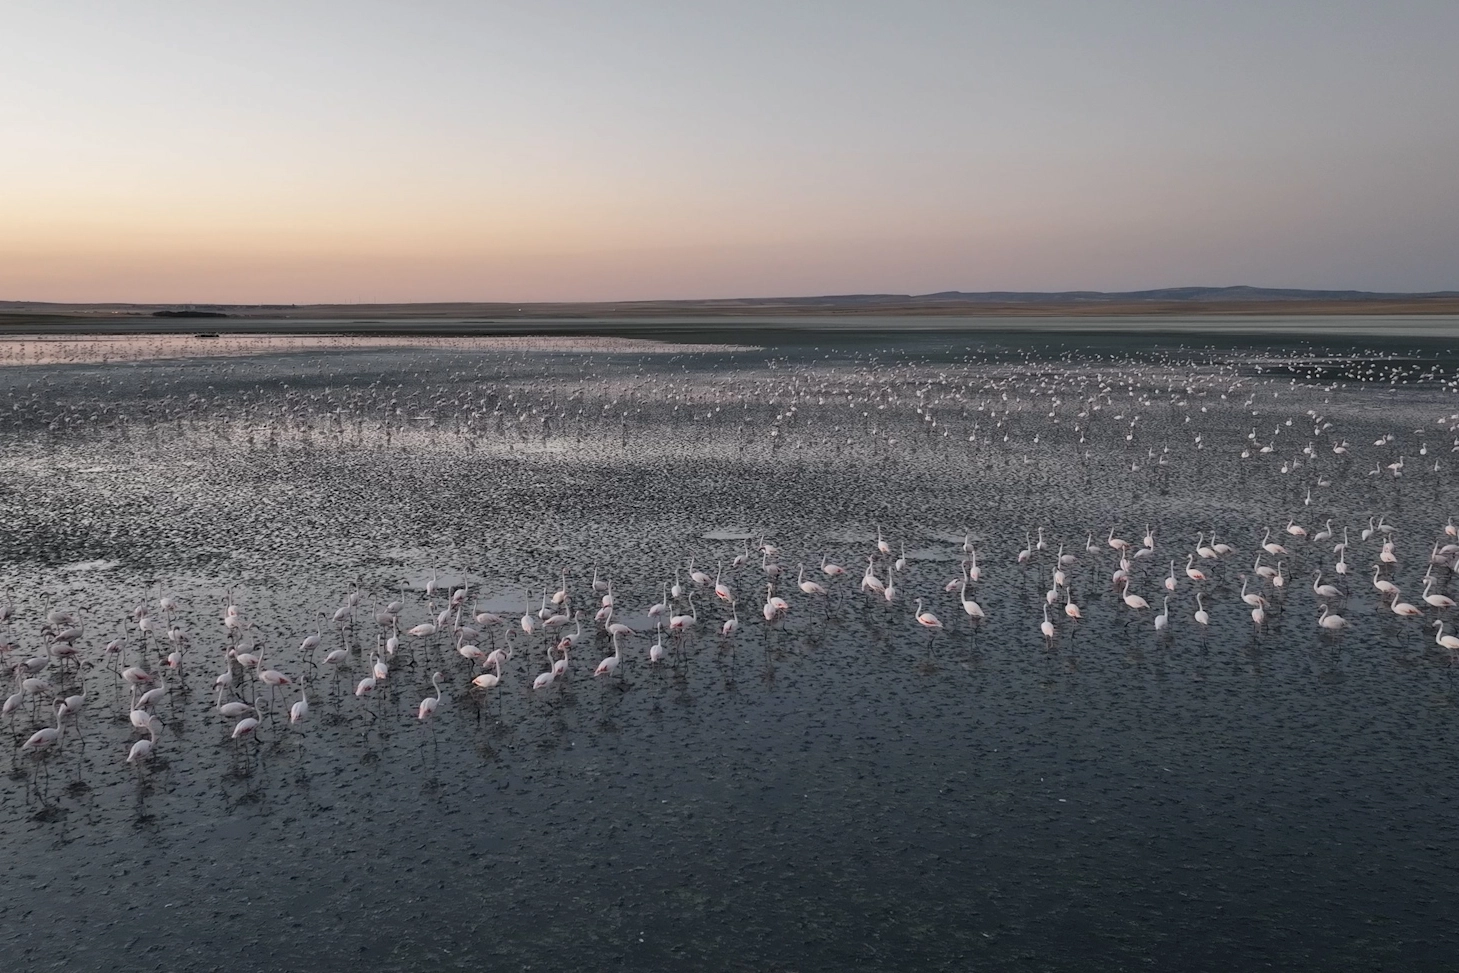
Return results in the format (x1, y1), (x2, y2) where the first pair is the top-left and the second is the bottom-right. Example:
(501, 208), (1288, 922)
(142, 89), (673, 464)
(1, 321), (1456, 971)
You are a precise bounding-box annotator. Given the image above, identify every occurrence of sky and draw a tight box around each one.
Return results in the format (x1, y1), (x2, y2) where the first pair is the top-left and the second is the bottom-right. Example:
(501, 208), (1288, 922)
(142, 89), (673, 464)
(3, 0), (1457, 303)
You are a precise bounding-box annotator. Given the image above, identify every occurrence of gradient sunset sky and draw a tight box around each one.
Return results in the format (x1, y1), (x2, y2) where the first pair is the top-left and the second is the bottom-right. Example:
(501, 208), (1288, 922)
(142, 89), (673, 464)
(4, 1), (1457, 303)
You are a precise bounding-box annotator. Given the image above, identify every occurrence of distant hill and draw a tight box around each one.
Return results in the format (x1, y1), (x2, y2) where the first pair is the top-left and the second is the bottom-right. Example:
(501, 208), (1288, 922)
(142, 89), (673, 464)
(762, 286), (1459, 306)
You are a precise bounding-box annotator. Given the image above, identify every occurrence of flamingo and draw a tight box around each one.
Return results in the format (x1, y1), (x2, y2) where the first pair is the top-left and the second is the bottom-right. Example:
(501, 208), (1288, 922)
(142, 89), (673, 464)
(127, 718), (160, 764)
(1312, 571), (1342, 600)
(253, 646), (290, 706)
(135, 686), (166, 709)
(861, 557), (885, 596)
(721, 603), (740, 637)
(217, 689), (260, 719)
(129, 704), (153, 733)
(959, 581), (985, 622)
(1422, 577), (1455, 609)
(56, 689), (85, 720)
(797, 565), (826, 597)
(520, 591), (538, 636)
(22, 710), (64, 752)
(669, 593), (698, 634)
(473, 655), (505, 690)
(1184, 554), (1206, 582)
(606, 613), (635, 640)
(594, 632), (623, 678)
(299, 614), (324, 656)
(231, 713), (261, 740)
(1261, 528), (1289, 557)
(1371, 566), (1399, 598)
(648, 584), (669, 618)
(1063, 587), (1081, 620)
(913, 598), (943, 632)
(557, 616), (586, 653)
(1390, 598), (1424, 617)
(533, 645), (557, 690)
(355, 668), (378, 697)
(452, 620), (485, 658)
(418, 672), (444, 721)
(120, 666), (153, 687)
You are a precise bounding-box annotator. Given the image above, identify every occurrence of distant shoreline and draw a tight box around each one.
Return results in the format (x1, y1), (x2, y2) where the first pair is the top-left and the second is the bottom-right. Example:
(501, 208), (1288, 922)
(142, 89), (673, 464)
(4, 292), (1459, 324)
(4, 289), (1459, 347)
(0, 313), (1457, 354)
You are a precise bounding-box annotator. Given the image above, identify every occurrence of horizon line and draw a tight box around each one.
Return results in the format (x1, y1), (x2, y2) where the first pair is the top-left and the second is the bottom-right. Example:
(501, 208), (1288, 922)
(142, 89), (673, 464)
(6, 284), (1459, 310)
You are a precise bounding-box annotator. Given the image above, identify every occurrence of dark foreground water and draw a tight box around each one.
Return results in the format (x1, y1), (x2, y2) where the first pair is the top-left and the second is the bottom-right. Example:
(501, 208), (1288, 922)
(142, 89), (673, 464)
(1, 324), (1456, 971)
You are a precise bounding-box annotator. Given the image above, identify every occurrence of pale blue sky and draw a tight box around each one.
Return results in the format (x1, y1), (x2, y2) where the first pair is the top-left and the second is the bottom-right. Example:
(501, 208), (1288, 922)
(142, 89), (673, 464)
(3, 1), (1456, 301)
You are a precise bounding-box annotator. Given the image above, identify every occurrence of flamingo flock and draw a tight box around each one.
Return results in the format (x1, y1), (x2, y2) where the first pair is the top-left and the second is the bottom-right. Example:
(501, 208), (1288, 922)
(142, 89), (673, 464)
(3, 334), (1459, 808)
(6, 507), (1459, 786)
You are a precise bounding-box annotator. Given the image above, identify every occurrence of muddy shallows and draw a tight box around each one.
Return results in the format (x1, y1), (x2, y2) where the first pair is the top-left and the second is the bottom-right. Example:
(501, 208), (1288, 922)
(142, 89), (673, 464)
(1, 334), (1456, 972)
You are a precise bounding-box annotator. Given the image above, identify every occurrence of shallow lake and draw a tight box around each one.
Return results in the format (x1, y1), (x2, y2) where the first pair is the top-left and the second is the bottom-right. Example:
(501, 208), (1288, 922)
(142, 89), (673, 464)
(1, 325), (1456, 971)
